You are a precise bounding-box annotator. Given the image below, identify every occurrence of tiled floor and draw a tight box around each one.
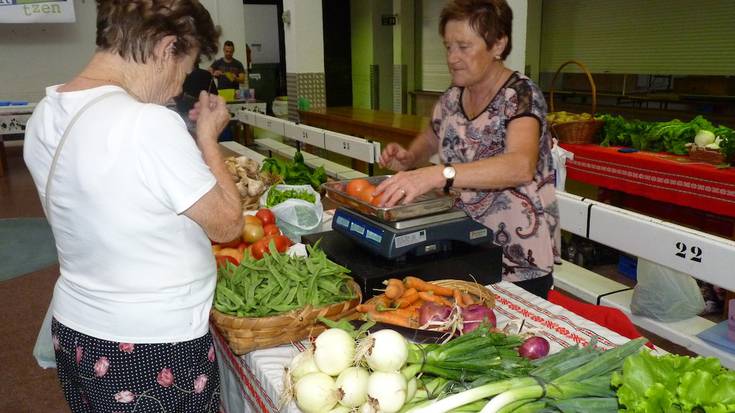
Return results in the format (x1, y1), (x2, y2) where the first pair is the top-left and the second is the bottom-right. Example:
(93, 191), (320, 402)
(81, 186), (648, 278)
(0, 144), (68, 411)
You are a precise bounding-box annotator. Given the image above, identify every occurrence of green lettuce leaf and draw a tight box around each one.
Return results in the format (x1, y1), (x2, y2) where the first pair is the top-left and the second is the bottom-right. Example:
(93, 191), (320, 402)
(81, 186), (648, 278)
(613, 350), (735, 412)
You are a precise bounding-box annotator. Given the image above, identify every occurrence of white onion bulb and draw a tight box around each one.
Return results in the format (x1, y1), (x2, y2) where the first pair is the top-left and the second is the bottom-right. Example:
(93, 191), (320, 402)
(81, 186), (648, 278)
(367, 371), (407, 413)
(363, 329), (408, 373)
(289, 349), (319, 382)
(336, 366), (370, 407)
(294, 372), (338, 413)
(314, 328), (356, 376)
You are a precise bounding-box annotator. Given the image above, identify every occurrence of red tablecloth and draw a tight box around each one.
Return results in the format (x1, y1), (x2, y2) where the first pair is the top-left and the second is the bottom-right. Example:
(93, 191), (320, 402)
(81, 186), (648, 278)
(561, 144), (735, 218)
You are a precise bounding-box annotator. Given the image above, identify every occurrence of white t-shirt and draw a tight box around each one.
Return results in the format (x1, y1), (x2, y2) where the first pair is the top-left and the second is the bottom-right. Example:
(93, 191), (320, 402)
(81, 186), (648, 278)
(24, 85), (218, 343)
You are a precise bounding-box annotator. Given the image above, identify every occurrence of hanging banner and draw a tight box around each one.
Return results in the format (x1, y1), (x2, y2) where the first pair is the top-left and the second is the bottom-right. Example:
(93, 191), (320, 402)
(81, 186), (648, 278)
(0, 0), (76, 23)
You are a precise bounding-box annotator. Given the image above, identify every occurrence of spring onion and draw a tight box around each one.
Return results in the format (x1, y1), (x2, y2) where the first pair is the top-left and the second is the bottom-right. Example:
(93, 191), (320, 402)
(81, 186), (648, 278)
(408, 338), (646, 413)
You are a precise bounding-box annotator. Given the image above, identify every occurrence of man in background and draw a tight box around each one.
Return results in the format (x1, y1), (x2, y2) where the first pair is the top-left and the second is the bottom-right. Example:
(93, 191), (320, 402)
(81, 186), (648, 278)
(209, 40), (245, 90)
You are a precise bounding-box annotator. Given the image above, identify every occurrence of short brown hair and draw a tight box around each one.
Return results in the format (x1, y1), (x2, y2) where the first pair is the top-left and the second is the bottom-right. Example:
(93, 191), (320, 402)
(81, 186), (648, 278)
(96, 0), (220, 63)
(439, 0), (513, 59)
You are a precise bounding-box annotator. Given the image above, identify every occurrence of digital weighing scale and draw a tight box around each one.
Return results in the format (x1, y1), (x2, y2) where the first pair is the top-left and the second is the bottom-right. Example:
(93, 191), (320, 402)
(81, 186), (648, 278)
(331, 207), (492, 259)
(311, 177), (504, 297)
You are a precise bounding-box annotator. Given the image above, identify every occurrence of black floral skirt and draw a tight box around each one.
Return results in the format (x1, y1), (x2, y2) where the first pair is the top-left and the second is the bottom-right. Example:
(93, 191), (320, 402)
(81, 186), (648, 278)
(51, 318), (220, 412)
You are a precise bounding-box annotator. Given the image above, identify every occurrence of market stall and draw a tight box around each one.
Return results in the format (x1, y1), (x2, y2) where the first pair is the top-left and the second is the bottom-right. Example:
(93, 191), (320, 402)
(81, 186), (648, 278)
(212, 281), (635, 413)
(560, 143), (735, 219)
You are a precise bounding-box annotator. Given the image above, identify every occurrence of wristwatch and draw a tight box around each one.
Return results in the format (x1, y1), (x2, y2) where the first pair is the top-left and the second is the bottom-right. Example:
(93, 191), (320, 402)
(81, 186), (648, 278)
(442, 163), (456, 194)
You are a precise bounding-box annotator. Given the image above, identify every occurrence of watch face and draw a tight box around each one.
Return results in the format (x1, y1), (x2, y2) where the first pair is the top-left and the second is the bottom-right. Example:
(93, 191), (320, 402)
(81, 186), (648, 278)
(443, 166), (456, 179)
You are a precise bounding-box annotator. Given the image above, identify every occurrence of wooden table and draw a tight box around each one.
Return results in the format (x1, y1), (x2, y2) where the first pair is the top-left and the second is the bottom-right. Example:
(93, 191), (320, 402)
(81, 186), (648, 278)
(298, 107), (427, 149)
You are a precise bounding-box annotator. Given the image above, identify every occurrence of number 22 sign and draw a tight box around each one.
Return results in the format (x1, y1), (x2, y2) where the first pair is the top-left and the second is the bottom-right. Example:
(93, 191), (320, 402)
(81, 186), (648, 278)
(675, 242), (702, 263)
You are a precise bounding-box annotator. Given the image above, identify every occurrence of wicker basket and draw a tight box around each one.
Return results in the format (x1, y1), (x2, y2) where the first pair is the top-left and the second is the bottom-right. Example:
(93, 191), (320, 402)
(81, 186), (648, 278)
(549, 60), (605, 144)
(689, 145), (726, 164)
(211, 280), (362, 355)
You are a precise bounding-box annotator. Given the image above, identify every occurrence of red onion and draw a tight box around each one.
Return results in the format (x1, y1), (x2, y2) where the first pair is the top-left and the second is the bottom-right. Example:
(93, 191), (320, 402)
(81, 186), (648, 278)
(518, 336), (550, 360)
(460, 304), (496, 333)
(419, 302), (452, 326)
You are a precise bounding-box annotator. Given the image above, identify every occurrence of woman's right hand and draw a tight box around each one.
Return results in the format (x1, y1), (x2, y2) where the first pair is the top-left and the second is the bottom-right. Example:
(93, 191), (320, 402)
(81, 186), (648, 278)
(379, 143), (415, 171)
(190, 91), (230, 145)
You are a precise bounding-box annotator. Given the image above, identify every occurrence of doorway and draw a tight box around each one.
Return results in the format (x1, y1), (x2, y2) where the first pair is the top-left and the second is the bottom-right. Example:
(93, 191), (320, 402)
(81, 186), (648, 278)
(322, 0), (353, 107)
(243, 0), (287, 115)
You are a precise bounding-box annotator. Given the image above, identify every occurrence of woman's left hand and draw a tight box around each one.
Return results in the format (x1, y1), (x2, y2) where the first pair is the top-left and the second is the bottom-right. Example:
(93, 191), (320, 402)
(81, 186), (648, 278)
(374, 165), (444, 207)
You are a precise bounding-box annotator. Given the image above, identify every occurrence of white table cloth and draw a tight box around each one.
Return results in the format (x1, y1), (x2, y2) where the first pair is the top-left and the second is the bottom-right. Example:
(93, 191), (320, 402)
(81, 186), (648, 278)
(212, 281), (634, 413)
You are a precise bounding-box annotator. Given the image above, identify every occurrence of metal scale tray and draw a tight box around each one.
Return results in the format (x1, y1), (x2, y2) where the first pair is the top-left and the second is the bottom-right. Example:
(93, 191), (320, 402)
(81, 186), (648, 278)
(322, 175), (457, 222)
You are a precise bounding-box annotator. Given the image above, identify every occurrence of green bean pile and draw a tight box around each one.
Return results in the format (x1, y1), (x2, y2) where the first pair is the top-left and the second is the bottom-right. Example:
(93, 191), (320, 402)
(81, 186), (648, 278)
(214, 244), (356, 317)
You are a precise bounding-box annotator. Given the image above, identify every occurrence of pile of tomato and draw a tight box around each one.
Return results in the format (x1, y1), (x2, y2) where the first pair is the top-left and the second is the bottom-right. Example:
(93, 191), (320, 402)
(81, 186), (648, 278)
(344, 178), (383, 206)
(212, 208), (292, 267)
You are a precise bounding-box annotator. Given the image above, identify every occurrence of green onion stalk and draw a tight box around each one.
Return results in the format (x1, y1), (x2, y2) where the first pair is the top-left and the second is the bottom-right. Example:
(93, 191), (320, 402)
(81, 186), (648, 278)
(406, 338), (646, 413)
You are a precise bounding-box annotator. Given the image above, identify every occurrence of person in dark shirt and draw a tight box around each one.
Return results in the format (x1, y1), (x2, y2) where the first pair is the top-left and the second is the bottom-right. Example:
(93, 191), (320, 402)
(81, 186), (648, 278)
(174, 56), (218, 131)
(209, 40), (245, 90)
(183, 56), (218, 97)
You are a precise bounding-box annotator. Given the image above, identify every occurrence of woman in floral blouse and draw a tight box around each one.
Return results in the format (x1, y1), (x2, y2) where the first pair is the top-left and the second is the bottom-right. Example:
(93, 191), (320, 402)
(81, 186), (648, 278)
(377, 0), (559, 298)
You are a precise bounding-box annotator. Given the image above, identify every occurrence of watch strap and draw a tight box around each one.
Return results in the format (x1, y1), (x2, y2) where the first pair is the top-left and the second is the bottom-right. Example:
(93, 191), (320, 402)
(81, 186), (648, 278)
(443, 163), (454, 194)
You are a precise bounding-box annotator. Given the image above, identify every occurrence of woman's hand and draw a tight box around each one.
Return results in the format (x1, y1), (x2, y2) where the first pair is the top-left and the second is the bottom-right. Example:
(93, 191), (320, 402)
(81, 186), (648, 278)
(190, 91), (230, 146)
(374, 165), (444, 207)
(379, 143), (416, 171)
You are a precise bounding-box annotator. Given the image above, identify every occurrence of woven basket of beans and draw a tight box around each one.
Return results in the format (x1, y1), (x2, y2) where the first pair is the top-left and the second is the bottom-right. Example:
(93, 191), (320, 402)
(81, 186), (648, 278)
(210, 280), (362, 355)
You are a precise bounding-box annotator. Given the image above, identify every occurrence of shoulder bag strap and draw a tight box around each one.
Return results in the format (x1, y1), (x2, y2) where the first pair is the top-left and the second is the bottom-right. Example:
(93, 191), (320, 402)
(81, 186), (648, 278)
(44, 91), (125, 222)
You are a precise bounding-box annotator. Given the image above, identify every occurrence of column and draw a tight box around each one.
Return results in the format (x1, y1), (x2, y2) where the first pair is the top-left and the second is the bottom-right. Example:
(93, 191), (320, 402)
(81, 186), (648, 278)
(393, 0), (415, 114)
(282, 0), (326, 121)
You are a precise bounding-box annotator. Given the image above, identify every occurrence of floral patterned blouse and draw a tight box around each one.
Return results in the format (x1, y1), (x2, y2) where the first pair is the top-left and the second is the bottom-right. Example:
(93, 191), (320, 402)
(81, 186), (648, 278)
(431, 72), (560, 282)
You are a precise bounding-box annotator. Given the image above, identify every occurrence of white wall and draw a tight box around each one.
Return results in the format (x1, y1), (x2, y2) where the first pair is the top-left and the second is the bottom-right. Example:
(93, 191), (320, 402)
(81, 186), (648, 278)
(244, 4), (280, 64)
(419, 0), (529, 91)
(505, 0), (527, 74)
(200, 0), (248, 68)
(282, 0), (324, 73)
(0, 0), (247, 102)
(0, 0), (96, 102)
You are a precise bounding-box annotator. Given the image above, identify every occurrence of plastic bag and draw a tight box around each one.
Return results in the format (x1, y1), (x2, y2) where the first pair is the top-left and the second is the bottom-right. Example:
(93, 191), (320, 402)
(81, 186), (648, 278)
(33, 298), (57, 369)
(551, 138), (574, 191)
(260, 184), (323, 242)
(630, 258), (705, 322)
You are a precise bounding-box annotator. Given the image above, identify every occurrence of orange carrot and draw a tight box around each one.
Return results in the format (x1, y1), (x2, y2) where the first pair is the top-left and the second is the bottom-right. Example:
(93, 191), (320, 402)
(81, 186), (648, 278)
(394, 291), (420, 308)
(418, 291), (453, 307)
(404, 276), (455, 297)
(406, 300), (424, 312)
(384, 307), (418, 319)
(383, 278), (405, 300)
(462, 293), (475, 306)
(357, 304), (378, 313)
(366, 310), (417, 328)
(453, 289), (466, 308)
(371, 294), (392, 308)
(399, 287), (417, 298)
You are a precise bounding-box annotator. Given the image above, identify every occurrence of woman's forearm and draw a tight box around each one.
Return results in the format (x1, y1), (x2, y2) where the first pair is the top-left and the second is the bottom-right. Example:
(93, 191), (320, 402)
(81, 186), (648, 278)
(407, 129), (439, 168)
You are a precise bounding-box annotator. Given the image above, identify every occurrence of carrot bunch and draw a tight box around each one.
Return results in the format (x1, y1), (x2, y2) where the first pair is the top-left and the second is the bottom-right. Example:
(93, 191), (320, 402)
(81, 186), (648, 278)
(356, 276), (476, 329)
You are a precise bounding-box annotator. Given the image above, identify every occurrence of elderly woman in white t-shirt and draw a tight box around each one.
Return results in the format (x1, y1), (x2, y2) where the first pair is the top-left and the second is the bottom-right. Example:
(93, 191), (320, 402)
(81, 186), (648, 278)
(23, 1), (241, 411)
